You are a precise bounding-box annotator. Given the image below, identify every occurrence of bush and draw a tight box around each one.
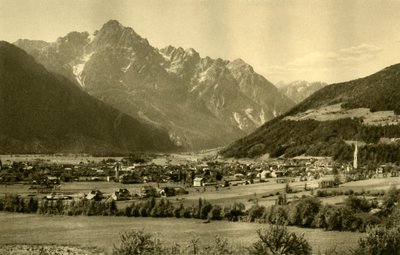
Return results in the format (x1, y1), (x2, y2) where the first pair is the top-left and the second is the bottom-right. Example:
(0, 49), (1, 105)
(247, 204), (266, 222)
(266, 205), (288, 225)
(287, 197), (321, 227)
(345, 196), (373, 213)
(382, 186), (400, 211)
(352, 226), (400, 255)
(223, 202), (245, 221)
(112, 230), (163, 255)
(209, 205), (222, 220)
(316, 205), (342, 231)
(249, 224), (312, 255)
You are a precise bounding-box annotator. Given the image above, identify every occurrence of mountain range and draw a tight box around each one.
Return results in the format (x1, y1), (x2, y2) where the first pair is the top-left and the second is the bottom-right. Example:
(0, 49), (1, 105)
(221, 64), (400, 163)
(277, 81), (327, 104)
(15, 20), (295, 150)
(0, 41), (177, 154)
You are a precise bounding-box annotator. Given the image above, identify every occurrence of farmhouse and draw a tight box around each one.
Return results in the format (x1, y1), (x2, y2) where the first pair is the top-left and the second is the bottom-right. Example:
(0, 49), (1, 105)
(193, 177), (204, 187)
(111, 188), (130, 201)
(86, 190), (103, 201)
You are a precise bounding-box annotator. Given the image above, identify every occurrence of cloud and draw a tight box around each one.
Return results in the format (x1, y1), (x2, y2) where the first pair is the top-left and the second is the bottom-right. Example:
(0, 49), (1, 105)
(286, 44), (383, 69)
(263, 44), (384, 83)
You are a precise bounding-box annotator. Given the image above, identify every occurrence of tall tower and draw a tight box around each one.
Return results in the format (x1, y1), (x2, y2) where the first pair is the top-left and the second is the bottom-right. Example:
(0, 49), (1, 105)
(353, 142), (358, 169)
(115, 162), (120, 180)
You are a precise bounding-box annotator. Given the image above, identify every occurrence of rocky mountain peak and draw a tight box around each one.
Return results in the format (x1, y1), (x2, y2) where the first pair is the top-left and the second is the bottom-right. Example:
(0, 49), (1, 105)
(14, 21), (295, 150)
(102, 19), (124, 30)
(57, 31), (89, 45)
(227, 58), (254, 73)
(94, 20), (149, 48)
(160, 46), (200, 61)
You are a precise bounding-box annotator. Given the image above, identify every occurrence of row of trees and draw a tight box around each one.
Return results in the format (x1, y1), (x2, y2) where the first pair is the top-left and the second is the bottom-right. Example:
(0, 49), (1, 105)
(0, 196), (246, 221)
(0, 195), (38, 213)
(2, 186), (400, 233)
(0, 195), (383, 232)
(246, 195), (382, 232)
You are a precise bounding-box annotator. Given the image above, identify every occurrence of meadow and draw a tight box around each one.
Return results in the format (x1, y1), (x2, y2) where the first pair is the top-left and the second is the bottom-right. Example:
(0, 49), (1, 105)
(0, 212), (363, 255)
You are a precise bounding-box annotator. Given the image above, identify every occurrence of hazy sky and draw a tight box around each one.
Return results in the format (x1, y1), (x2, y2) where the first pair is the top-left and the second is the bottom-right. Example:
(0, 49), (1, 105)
(1, 0), (400, 84)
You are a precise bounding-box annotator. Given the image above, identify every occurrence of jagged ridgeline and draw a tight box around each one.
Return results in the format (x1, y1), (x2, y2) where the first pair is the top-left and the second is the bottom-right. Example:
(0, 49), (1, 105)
(14, 20), (294, 150)
(278, 81), (327, 104)
(221, 64), (400, 163)
(0, 41), (177, 154)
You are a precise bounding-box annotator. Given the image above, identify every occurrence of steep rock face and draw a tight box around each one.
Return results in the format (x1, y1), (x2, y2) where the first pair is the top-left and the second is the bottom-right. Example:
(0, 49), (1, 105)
(0, 41), (177, 154)
(278, 81), (327, 104)
(221, 64), (400, 162)
(15, 20), (294, 150)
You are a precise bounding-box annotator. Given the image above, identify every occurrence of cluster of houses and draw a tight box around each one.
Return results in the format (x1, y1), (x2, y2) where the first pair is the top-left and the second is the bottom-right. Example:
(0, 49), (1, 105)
(2, 155), (400, 198)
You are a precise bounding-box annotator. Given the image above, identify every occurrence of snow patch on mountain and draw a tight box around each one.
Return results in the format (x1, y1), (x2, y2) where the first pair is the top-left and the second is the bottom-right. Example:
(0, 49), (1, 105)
(198, 70), (209, 83)
(190, 84), (199, 92)
(159, 51), (171, 61)
(260, 108), (266, 124)
(72, 52), (94, 87)
(121, 62), (131, 73)
(88, 33), (95, 43)
(233, 112), (246, 130)
(245, 108), (257, 125)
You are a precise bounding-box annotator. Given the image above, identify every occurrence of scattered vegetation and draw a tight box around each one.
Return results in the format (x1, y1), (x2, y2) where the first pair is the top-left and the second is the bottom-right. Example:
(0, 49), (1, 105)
(112, 225), (310, 255)
(112, 224), (400, 255)
(249, 224), (312, 255)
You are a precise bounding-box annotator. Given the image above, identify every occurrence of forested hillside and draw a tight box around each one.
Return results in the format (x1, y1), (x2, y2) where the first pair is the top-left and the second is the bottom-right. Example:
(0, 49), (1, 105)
(221, 64), (400, 163)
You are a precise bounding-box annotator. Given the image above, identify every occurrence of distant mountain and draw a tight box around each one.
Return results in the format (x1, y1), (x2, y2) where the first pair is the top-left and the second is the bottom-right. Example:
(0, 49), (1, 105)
(0, 41), (177, 154)
(15, 20), (294, 150)
(221, 64), (400, 163)
(277, 81), (327, 104)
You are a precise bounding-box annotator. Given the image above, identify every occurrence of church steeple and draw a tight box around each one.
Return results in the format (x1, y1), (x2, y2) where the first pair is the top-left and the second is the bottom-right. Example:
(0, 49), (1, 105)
(353, 142), (358, 169)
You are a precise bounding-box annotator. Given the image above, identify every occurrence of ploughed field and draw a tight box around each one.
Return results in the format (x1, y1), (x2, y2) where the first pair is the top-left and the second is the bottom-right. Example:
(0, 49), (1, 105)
(0, 212), (363, 255)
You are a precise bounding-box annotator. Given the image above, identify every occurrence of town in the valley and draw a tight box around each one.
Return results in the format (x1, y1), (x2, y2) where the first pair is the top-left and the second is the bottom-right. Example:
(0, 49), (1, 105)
(0, 145), (396, 203)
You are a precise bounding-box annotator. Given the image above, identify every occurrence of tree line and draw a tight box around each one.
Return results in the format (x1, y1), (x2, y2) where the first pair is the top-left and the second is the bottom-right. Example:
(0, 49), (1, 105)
(2, 186), (400, 234)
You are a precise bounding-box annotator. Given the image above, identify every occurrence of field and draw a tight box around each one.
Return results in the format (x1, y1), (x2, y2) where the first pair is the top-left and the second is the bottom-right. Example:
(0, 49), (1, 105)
(0, 154), (123, 164)
(3, 176), (400, 209)
(0, 212), (363, 255)
(2, 153), (400, 254)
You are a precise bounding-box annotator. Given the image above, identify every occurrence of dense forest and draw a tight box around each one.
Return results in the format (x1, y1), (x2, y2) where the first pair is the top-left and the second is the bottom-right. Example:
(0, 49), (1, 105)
(222, 118), (400, 162)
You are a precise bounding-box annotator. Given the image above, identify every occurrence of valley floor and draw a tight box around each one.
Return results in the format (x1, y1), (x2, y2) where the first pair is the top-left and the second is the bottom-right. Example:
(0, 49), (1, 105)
(0, 212), (362, 255)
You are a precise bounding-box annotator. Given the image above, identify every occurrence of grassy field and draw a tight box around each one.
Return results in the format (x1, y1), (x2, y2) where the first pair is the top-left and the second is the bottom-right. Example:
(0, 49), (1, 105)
(0, 212), (363, 255)
(3, 176), (400, 209)
(341, 177), (400, 190)
(0, 154), (123, 164)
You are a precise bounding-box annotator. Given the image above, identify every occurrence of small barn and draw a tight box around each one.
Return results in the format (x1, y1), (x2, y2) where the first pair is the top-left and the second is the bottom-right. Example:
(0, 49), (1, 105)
(193, 177), (204, 187)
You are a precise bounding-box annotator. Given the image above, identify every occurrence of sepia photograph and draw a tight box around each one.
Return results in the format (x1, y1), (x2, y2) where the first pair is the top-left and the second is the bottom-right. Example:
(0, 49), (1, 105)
(1, 0), (400, 254)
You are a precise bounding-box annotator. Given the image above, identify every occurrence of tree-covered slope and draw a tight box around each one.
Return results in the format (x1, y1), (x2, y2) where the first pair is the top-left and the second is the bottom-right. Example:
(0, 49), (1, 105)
(221, 64), (400, 163)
